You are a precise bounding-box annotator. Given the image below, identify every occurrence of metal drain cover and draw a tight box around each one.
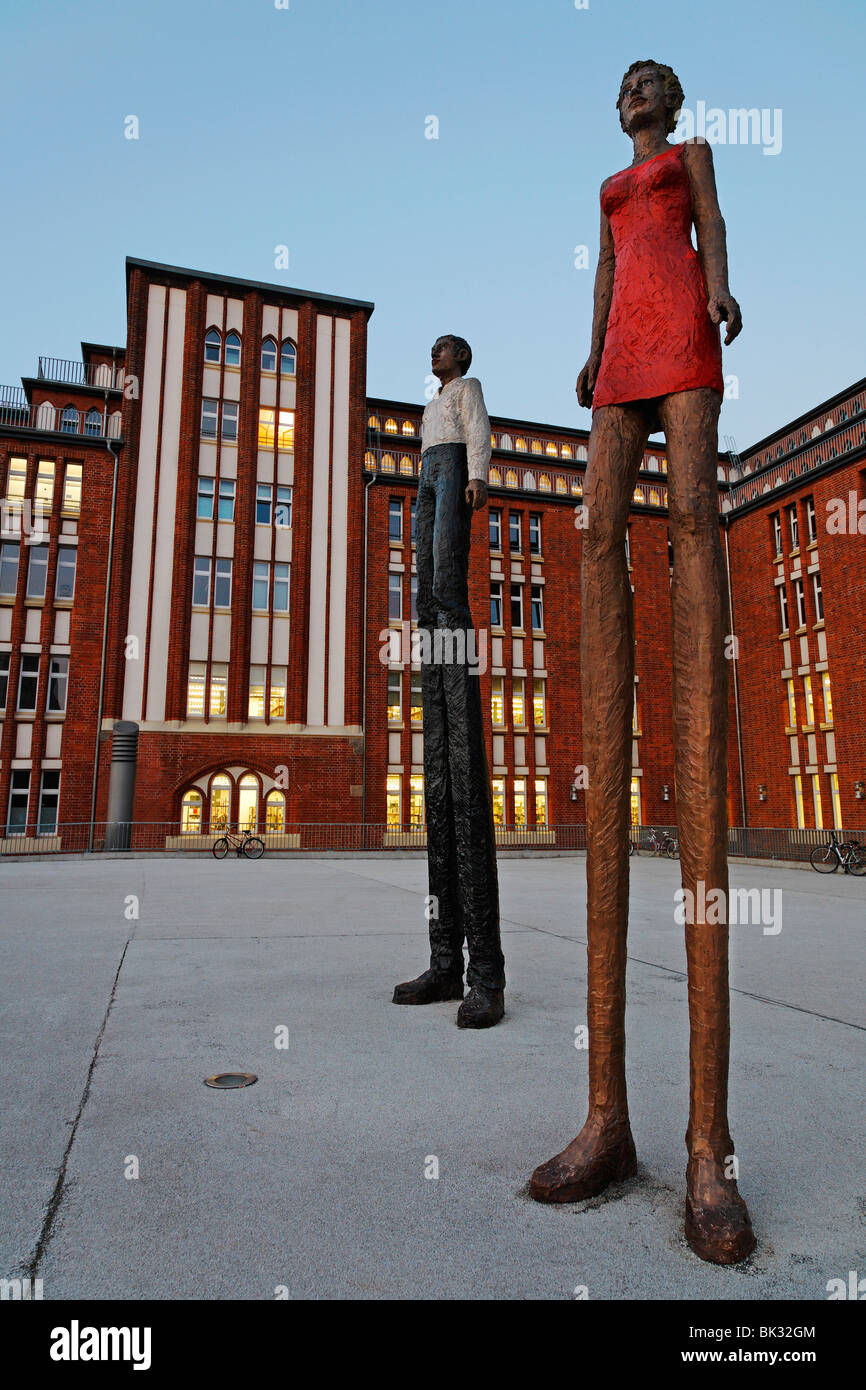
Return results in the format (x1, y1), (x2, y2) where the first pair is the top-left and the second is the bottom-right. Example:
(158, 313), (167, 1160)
(204, 1072), (258, 1089)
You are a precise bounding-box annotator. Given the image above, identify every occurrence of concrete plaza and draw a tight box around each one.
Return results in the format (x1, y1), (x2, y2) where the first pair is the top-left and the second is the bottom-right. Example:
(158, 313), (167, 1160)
(1, 852), (862, 1300)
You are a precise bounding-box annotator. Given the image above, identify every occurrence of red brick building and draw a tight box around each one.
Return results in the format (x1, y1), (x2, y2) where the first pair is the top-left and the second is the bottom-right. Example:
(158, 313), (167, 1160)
(0, 257), (863, 849)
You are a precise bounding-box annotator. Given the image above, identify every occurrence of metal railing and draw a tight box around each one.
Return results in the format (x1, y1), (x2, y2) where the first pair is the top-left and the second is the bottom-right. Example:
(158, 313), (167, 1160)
(37, 357), (124, 390)
(0, 401), (122, 438)
(0, 821), (862, 859)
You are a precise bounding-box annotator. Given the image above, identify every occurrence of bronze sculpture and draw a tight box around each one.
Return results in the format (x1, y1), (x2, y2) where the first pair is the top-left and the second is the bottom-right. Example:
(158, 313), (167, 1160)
(392, 336), (506, 1028)
(529, 61), (756, 1264)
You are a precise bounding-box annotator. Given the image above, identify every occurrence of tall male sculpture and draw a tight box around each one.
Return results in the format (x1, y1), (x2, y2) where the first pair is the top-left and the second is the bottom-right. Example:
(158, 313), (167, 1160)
(392, 335), (506, 1028)
(529, 61), (756, 1264)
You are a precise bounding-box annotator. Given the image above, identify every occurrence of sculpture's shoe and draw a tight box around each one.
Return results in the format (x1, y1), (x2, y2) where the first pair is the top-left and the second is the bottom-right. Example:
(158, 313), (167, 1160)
(392, 968), (464, 1005)
(456, 985), (504, 1028)
(529, 1121), (637, 1203)
(684, 1155), (756, 1265)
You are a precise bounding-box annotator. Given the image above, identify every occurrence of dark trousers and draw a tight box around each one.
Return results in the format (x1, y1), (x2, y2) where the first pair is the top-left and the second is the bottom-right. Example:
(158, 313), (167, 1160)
(415, 443), (505, 990)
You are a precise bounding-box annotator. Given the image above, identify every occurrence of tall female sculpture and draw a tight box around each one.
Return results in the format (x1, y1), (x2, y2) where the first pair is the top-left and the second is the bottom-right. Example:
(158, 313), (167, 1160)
(529, 60), (756, 1264)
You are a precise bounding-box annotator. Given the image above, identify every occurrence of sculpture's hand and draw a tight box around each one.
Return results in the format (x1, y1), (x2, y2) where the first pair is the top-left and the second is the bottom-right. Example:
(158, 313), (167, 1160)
(708, 292), (742, 345)
(576, 353), (602, 409)
(465, 479), (488, 511)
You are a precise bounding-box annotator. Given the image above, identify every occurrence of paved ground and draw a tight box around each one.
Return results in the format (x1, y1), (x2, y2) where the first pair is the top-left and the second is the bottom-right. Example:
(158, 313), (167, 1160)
(1, 853), (863, 1300)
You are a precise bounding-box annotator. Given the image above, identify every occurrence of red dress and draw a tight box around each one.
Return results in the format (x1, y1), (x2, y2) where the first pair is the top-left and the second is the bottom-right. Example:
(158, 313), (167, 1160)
(592, 142), (723, 411)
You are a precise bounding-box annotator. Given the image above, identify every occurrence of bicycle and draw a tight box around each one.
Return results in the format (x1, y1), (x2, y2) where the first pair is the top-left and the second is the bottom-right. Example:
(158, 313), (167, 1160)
(632, 828), (679, 859)
(809, 832), (866, 875)
(212, 827), (265, 860)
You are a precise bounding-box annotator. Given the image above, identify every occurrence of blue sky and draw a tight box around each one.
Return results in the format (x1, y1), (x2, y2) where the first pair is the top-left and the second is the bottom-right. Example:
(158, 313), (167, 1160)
(2, 0), (863, 449)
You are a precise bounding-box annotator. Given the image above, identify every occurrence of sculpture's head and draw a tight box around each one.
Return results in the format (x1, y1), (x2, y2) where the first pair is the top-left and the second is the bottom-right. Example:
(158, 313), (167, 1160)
(617, 60), (683, 137)
(431, 335), (472, 380)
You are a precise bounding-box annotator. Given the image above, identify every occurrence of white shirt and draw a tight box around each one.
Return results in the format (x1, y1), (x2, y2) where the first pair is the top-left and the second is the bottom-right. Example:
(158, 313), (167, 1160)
(421, 376), (492, 482)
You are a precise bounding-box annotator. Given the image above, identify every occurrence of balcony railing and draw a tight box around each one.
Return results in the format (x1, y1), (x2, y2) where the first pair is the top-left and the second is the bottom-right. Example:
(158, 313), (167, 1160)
(0, 385), (27, 407)
(0, 400), (122, 438)
(722, 426), (866, 511)
(37, 357), (124, 390)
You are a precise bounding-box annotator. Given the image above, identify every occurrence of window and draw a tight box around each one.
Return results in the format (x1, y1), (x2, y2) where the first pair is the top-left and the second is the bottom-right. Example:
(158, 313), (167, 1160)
(275, 486), (292, 529)
(213, 558), (232, 607)
(491, 675), (505, 726)
(7, 770), (30, 834)
(280, 340), (297, 376)
(192, 557), (211, 607)
(402, 420), (416, 436)
(410, 670), (422, 723)
(409, 775), (425, 827)
(805, 497), (817, 544)
(388, 670), (402, 722)
(221, 402), (239, 442)
(182, 789), (203, 833)
(787, 505), (799, 551)
(201, 399), (219, 438)
(46, 655), (68, 712)
(510, 583), (524, 630)
(252, 561), (270, 610)
(17, 653), (40, 710)
(512, 676), (526, 726)
(258, 408), (295, 451)
(410, 575), (418, 623)
(492, 777), (505, 826)
(224, 331), (241, 368)
(55, 547), (77, 600)
(270, 668), (287, 719)
(368, 415), (380, 430)
(209, 664), (228, 717)
(273, 563), (290, 612)
(410, 497), (417, 544)
(778, 585), (789, 633)
(821, 672), (833, 724)
(0, 652), (9, 708)
(249, 667), (266, 719)
(385, 418), (398, 434)
(261, 337), (277, 373)
(513, 777), (527, 826)
(26, 545), (49, 600)
(256, 484), (273, 525)
(238, 775), (258, 831)
(509, 511), (522, 552)
(830, 772), (842, 830)
(210, 774), (231, 831)
(37, 770), (61, 835)
(490, 582), (503, 628)
(187, 663), (206, 717)
(0, 542), (20, 597)
(489, 509), (502, 550)
(785, 678), (797, 729)
(265, 789), (285, 832)
(197, 476), (215, 519)
(803, 674), (815, 726)
(630, 777), (642, 827)
(529, 513), (541, 553)
(530, 584), (544, 631)
(812, 774), (824, 830)
(388, 573), (402, 621)
(534, 779), (548, 826)
(36, 459), (55, 508)
(389, 498), (403, 542)
(5, 457), (26, 501)
(204, 328), (221, 364)
(218, 478), (235, 521)
(386, 775), (401, 827)
(62, 463), (82, 513)
(794, 578), (806, 628)
(84, 408), (101, 437)
(61, 406), (79, 433)
(533, 677), (546, 726)
(812, 571), (824, 622)
(633, 689), (640, 733)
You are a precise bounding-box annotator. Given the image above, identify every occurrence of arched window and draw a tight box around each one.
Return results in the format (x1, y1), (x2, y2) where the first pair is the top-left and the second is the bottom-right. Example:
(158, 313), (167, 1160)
(368, 414), (380, 430)
(499, 434), (512, 450)
(633, 486), (644, 503)
(576, 445), (588, 461)
(539, 473), (551, 492)
(546, 442), (558, 456)
(381, 453), (395, 473)
(402, 420), (415, 436)
(108, 410), (122, 438)
(505, 468), (518, 488)
(515, 437), (527, 452)
(384, 418), (398, 434)
(209, 774), (231, 831)
(225, 331), (241, 367)
(265, 789), (285, 833)
(61, 406), (79, 433)
(181, 789), (202, 834)
(204, 328), (221, 364)
(365, 450), (376, 467)
(561, 445), (573, 459)
(261, 337), (277, 373)
(555, 475), (567, 494)
(280, 340), (296, 376)
(84, 408), (102, 436)
(531, 440), (543, 454)
(488, 466), (501, 486)
(649, 488), (661, 506)
(238, 774), (259, 832)
(571, 478), (582, 495)
(399, 455), (414, 475)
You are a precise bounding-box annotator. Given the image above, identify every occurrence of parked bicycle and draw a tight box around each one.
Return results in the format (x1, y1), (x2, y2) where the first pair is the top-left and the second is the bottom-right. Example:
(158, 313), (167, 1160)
(629, 828), (679, 859)
(212, 827), (265, 860)
(809, 832), (866, 875)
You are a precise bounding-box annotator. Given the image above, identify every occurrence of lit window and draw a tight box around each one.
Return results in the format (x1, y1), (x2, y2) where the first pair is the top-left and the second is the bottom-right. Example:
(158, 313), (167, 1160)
(209, 665), (228, 717)
(489, 467), (501, 486)
(556, 475), (567, 494)
(249, 667), (266, 720)
(368, 415), (380, 430)
(261, 337), (277, 372)
(218, 478), (235, 521)
(561, 445), (572, 459)
(17, 653), (40, 711)
(252, 561), (270, 611)
(533, 677), (546, 727)
(388, 670), (402, 722)
(46, 655), (68, 712)
(515, 438), (527, 452)
(61, 406), (79, 433)
(258, 408), (275, 448)
(238, 774), (258, 831)
(491, 675), (505, 726)
(26, 545), (49, 600)
(410, 671), (422, 723)
(181, 789), (202, 833)
(265, 789), (285, 832)
(793, 773), (805, 829)
(197, 476), (215, 519)
(201, 399), (219, 438)
(492, 777), (505, 826)
(270, 668), (287, 718)
(62, 463), (82, 513)
(38, 770), (61, 835)
(213, 558), (232, 607)
(821, 672), (833, 723)
(513, 777), (527, 825)
(386, 775), (401, 828)
(210, 774), (231, 831)
(55, 547), (77, 601)
(205, 329), (221, 364)
(192, 557), (211, 607)
(256, 484), (273, 525)
(505, 469), (518, 488)
(280, 340), (296, 376)
(187, 664), (206, 717)
(539, 473), (551, 491)
(531, 441), (543, 455)
(409, 775), (425, 827)
(546, 442), (557, 457)
(785, 678), (797, 729)
(630, 778), (641, 827)
(273, 563), (290, 613)
(512, 676), (526, 726)
(385, 418), (398, 434)
(534, 779), (548, 825)
(400, 455), (413, 476)
(277, 410), (295, 451)
(5, 456), (27, 500)
(402, 421), (416, 436)
(381, 453), (395, 473)
(275, 486), (292, 529)
(225, 332), (241, 368)
(830, 772), (842, 829)
(802, 674), (815, 726)
(812, 774), (823, 830)
(221, 402), (239, 442)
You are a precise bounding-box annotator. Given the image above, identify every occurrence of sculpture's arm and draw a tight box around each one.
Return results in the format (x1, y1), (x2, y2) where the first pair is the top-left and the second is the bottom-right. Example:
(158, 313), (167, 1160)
(576, 185), (615, 407)
(684, 138), (742, 345)
(460, 378), (492, 511)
